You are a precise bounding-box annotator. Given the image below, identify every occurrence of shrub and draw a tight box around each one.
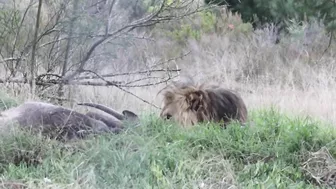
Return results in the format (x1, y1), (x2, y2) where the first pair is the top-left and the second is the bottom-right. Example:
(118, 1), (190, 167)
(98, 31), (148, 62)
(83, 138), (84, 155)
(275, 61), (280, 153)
(204, 0), (336, 33)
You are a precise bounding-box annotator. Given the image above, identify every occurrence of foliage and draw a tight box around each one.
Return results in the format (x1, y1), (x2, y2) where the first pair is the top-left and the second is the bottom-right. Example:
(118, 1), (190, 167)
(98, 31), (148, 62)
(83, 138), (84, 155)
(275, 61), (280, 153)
(0, 108), (335, 188)
(0, 7), (24, 63)
(0, 8), (21, 45)
(204, 0), (336, 32)
(168, 24), (201, 45)
(161, 8), (253, 46)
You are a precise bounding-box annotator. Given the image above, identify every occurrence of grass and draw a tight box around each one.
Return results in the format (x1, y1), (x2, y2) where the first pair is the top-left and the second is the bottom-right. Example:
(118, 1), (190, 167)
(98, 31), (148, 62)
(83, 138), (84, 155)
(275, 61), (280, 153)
(0, 91), (19, 111)
(0, 107), (335, 188)
(0, 2), (336, 188)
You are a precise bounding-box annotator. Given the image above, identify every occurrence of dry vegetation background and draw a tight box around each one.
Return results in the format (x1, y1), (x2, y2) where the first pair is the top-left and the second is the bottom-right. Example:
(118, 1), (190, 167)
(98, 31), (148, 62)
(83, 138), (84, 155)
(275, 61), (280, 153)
(1, 1), (336, 188)
(0, 0), (335, 125)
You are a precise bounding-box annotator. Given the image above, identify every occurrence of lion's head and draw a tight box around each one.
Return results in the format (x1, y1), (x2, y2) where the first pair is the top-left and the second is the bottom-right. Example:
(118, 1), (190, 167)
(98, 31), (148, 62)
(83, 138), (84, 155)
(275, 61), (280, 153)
(158, 80), (248, 127)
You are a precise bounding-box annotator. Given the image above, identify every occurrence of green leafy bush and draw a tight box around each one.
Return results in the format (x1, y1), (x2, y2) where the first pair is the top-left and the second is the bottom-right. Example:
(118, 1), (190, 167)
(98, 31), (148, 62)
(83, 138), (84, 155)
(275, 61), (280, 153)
(162, 9), (253, 46)
(205, 0), (336, 32)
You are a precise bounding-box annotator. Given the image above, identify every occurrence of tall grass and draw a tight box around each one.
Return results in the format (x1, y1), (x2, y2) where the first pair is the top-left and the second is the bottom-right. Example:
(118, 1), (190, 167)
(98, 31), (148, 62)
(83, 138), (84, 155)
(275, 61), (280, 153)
(1, 4), (335, 124)
(0, 108), (334, 188)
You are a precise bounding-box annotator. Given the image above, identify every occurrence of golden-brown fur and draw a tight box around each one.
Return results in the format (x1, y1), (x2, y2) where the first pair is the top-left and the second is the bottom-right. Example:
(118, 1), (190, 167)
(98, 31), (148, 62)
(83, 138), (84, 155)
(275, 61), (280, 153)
(158, 80), (248, 127)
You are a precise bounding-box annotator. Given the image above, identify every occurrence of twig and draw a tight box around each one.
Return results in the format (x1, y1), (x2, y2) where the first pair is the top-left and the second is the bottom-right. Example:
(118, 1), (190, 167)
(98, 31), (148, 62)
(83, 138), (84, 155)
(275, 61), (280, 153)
(42, 95), (79, 104)
(79, 69), (122, 85)
(79, 70), (162, 109)
(0, 57), (22, 63)
(74, 69), (181, 80)
(115, 87), (161, 109)
(0, 75), (176, 88)
(318, 31), (334, 63)
(125, 77), (161, 85)
(37, 73), (62, 79)
(122, 75), (179, 88)
(150, 51), (191, 68)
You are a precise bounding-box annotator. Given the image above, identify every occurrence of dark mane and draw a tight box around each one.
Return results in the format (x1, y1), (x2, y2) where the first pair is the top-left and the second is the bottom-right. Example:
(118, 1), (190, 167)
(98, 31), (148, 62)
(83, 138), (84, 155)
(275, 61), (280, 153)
(159, 80), (248, 127)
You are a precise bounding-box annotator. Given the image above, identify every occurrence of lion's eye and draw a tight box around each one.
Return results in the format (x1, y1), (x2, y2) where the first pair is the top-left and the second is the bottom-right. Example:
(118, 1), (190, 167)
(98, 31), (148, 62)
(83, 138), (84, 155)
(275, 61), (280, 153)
(166, 114), (172, 119)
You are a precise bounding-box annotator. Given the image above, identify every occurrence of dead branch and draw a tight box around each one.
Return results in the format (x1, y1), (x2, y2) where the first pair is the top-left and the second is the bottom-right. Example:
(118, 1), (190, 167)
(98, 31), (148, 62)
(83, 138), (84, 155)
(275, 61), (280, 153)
(0, 74), (169, 109)
(0, 74), (176, 88)
(150, 51), (191, 68)
(62, 0), (204, 81)
(0, 57), (22, 63)
(0, 0), (204, 109)
(116, 87), (161, 109)
(61, 0), (118, 82)
(125, 77), (161, 85)
(11, 0), (34, 66)
(121, 75), (179, 88)
(75, 69), (181, 80)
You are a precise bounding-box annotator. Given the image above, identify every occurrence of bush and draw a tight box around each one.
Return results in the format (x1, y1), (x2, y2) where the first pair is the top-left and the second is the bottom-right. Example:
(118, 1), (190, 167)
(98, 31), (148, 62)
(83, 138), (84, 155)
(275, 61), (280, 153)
(205, 0), (336, 33)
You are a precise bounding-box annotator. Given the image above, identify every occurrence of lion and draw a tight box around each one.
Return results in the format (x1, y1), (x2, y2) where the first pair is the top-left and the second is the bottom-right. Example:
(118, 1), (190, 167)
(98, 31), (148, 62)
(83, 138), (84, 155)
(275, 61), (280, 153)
(158, 80), (248, 128)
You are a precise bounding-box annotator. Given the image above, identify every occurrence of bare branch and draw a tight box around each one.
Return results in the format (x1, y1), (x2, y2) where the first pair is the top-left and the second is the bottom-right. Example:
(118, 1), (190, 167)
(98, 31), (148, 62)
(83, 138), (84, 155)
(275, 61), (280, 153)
(121, 75), (179, 88)
(151, 51), (191, 68)
(0, 57), (22, 63)
(115, 87), (161, 109)
(62, 0), (203, 81)
(125, 77), (161, 85)
(75, 69), (181, 80)
(0, 75), (170, 109)
(0, 0), (205, 108)
(11, 0), (34, 65)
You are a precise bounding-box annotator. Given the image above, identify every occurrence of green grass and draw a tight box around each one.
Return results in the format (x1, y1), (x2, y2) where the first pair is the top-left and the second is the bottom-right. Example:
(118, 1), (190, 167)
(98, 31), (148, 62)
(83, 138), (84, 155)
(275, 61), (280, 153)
(0, 108), (335, 189)
(0, 91), (18, 111)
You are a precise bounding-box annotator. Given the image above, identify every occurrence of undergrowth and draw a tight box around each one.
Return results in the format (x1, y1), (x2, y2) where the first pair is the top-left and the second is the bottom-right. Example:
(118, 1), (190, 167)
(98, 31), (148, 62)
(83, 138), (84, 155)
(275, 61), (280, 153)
(0, 107), (335, 188)
(0, 91), (18, 111)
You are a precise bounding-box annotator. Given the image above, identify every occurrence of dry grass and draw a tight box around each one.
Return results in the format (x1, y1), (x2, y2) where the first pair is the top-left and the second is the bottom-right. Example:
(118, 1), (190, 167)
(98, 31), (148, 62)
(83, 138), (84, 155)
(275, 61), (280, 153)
(52, 21), (336, 126)
(1, 3), (336, 127)
(1, 3), (336, 188)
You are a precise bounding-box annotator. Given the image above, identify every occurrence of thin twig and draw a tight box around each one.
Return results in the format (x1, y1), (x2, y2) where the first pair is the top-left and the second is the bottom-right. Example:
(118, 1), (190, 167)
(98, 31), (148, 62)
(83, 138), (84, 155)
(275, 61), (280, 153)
(0, 57), (22, 63)
(122, 75), (178, 88)
(151, 51), (191, 68)
(115, 87), (161, 109)
(125, 77), (161, 85)
(79, 69), (122, 85)
(43, 95), (79, 104)
(74, 69), (181, 80)
(318, 31), (334, 63)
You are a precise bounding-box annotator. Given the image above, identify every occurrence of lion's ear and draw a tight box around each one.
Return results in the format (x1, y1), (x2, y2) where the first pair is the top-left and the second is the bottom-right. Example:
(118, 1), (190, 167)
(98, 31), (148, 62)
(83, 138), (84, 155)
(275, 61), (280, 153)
(187, 90), (204, 111)
(163, 91), (175, 103)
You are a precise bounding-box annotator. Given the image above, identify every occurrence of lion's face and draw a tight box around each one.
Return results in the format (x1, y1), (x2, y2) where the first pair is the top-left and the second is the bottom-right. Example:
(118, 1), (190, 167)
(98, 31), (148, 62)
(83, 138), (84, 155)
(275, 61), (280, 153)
(159, 87), (209, 127)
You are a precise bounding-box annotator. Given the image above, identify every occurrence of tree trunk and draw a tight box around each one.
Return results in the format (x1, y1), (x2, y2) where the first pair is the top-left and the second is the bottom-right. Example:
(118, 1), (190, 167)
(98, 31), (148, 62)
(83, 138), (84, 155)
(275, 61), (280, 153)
(29, 0), (43, 97)
(57, 0), (79, 105)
